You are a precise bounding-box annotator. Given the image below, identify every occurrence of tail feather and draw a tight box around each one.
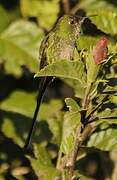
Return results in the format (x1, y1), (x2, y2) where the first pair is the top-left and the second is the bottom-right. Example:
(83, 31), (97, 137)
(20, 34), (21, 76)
(24, 77), (52, 151)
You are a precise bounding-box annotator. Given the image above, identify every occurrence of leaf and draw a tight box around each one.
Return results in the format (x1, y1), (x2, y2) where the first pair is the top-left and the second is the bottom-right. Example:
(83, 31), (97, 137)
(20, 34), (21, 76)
(89, 11), (117, 35)
(36, 99), (63, 145)
(44, 113), (64, 146)
(65, 97), (80, 112)
(97, 108), (117, 124)
(110, 95), (117, 104)
(63, 78), (86, 99)
(39, 99), (63, 120)
(0, 20), (44, 76)
(60, 111), (81, 154)
(0, 6), (11, 33)
(28, 144), (60, 180)
(80, 0), (117, 34)
(1, 90), (63, 120)
(0, 90), (63, 146)
(20, 0), (60, 30)
(33, 144), (53, 166)
(77, 36), (98, 50)
(1, 91), (36, 117)
(2, 118), (23, 146)
(0, 91), (36, 145)
(87, 122), (117, 152)
(86, 48), (100, 84)
(35, 60), (87, 86)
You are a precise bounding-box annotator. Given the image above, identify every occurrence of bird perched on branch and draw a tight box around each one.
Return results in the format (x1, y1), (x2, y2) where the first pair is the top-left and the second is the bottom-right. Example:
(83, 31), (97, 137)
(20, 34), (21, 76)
(24, 14), (86, 150)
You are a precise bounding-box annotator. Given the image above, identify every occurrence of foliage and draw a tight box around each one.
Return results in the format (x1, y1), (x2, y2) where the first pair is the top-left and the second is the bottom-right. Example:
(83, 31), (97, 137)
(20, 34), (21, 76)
(0, 0), (117, 179)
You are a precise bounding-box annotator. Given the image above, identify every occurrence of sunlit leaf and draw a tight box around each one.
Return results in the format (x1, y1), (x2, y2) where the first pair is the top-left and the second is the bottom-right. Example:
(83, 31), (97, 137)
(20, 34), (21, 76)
(60, 111), (81, 154)
(0, 6), (11, 33)
(80, 0), (117, 34)
(87, 122), (117, 151)
(35, 60), (87, 86)
(65, 97), (80, 112)
(86, 48), (100, 84)
(28, 144), (60, 179)
(97, 108), (117, 124)
(77, 36), (98, 50)
(20, 0), (60, 30)
(1, 91), (36, 117)
(0, 20), (44, 75)
(2, 118), (23, 146)
(89, 11), (117, 35)
(0, 90), (63, 146)
(39, 99), (63, 120)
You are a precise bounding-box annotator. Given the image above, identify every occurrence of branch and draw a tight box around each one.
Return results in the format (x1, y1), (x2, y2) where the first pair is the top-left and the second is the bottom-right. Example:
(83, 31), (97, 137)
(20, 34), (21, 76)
(66, 84), (93, 179)
(62, 0), (70, 14)
(70, 2), (80, 15)
(66, 125), (82, 179)
(66, 124), (93, 179)
(82, 84), (92, 109)
(86, 94), (109, 122)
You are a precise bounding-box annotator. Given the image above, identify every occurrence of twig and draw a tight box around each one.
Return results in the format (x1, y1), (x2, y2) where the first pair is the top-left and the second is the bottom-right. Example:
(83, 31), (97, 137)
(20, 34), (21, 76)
(70, 2), (80, 15)
(62, 0), (70, 14)
(82, 84), (92, 109)
(56, 148), (62, 169)
(67, 124), (93, 179)
(66, 125), (83, 179)
(86, 94), (109, 122)
(66, 85), (93, 179)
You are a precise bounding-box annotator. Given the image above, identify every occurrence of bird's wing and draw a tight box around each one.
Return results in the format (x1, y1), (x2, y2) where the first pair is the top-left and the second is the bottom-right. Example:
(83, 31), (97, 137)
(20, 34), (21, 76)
(39, 34), (50, 69)
(39, 31), (55, 69)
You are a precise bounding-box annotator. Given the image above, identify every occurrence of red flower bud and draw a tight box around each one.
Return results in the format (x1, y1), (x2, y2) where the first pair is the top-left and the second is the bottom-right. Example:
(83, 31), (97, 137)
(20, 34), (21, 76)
(93, 36), (108, 64)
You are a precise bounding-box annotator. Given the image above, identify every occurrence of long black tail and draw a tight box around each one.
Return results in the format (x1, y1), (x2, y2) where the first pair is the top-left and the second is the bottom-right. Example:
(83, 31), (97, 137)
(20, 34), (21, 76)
(24, 77), (52, 151)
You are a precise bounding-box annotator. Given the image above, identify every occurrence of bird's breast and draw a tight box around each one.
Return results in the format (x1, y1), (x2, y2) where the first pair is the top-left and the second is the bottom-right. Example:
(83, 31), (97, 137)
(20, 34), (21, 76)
(47, 36), (75, 64)
(58, 45), (74, 60)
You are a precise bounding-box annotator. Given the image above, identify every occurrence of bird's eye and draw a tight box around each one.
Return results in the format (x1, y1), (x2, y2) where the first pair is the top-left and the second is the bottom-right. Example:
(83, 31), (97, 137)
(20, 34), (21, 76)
(68, 20), (74, 25)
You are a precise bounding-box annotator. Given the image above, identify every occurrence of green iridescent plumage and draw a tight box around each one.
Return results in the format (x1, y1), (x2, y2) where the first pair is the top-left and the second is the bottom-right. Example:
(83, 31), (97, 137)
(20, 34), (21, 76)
(24, 15), (85, 150)
(39, 15), (85, 69)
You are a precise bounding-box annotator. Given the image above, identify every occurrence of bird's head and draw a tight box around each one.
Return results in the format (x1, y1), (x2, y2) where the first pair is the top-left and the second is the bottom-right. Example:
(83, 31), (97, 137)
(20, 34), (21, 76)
(56, 15), (86, 41)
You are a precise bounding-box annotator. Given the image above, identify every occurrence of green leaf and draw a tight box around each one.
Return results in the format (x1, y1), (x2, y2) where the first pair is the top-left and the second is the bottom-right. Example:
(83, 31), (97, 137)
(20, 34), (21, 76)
(79, 176), (93, 180)
(63, 78), (86, 99)
(80, 0), (117, 34)
(0, 90), (63, 146)
(37, 99), (63, 145)
(0, 20), (44, 76)
(86, 48), (100, 84)
(65, 98), (80, 112)
(110, 96), (117, 104)
(60, 111), (81, 154)
(87, 122), (117, 151)
(35, 60), (87, 86)
(33, 144), (53, 166)
(28, 144), (60, 179)
(1, 90), (63, 120)
(88, 11), (117, 35)
(2, 118), (23, 146)
(1, 91), (36, 117)
(0, 91), (36, 146)
(97, 108), (117, 124)
(0, 6), (11, 33)
(39, 99), (63, 120)
(77, 36), (98, 50)
(44, 113), (64, 146)
(20, 0), (60, 30)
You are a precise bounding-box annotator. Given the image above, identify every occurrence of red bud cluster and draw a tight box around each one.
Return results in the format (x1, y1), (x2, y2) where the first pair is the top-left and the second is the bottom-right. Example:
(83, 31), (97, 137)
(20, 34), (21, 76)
(93, 36), (108, 64)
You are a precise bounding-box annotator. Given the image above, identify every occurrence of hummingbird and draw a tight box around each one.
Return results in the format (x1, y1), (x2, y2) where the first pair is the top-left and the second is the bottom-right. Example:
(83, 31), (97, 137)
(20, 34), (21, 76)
(24, 15), (86, 150)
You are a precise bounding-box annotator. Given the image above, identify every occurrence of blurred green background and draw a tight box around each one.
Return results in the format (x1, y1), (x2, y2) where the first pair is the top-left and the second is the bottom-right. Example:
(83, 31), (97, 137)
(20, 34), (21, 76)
(0, 0), (117, 179)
